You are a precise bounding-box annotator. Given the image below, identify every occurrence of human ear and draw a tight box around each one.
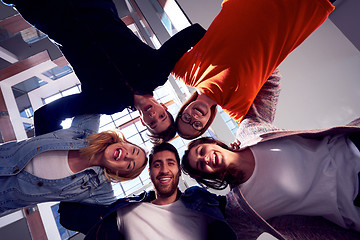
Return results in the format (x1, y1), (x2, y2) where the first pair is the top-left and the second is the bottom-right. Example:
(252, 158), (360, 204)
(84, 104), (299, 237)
(140, 118), (145, 126)
(160, 103), (168, 110)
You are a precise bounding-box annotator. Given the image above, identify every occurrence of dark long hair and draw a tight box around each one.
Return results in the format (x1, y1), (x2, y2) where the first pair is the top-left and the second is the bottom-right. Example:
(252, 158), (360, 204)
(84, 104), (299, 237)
(182, 137), (239, 190)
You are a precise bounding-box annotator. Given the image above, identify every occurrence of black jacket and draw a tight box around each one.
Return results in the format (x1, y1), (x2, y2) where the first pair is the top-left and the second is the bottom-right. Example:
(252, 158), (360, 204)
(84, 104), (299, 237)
(9, 0), (206, 135)
(59, 186), (237, 240)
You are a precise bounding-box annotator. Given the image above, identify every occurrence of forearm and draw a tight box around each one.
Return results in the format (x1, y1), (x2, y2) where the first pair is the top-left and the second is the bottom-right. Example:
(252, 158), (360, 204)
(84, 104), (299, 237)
(159, 23), (206, 63)
(245, 69), (282, 124)
(59, 201), (109, 235)
(34, 94), (90, 136)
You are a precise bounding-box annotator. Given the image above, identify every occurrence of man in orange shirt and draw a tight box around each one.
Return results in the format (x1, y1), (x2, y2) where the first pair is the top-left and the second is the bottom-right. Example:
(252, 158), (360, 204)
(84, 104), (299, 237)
(171, 0), (335, 139)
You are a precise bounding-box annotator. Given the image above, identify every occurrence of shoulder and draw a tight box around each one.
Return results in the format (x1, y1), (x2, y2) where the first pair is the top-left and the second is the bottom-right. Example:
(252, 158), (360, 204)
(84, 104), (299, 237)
(182, 186), (221, 201)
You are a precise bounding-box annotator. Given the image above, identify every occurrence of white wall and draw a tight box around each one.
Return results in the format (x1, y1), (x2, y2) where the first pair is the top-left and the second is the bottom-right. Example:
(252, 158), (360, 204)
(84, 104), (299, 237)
(176, 0), (222, 28)
(177, 0), (360, 134)
(276, 19), (360, 130)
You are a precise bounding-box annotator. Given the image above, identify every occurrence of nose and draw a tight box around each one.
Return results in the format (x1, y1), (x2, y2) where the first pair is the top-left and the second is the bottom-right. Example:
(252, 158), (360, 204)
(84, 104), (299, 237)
(201, 156), (210, 165)
(149, 111), (156, 118)
(160, 164), (170, 173)
(192, 112), (199, 120)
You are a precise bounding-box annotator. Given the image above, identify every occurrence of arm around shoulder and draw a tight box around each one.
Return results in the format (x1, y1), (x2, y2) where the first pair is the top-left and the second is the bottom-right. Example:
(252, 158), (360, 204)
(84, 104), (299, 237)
(58, 201), (110, 235)
(242, 68), (282, 125)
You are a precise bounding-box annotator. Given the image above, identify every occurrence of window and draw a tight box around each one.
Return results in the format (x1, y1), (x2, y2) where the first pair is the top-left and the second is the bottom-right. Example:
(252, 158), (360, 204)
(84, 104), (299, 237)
(42, 65), (73, 80)
(51, 204), (78, 240)
(42, 85), (81, 105)
(218, 106), (237, 136)
(20, 27), (46, 44)
(23, 122), (34, 138)
(148, 0), (176, 36)
(12, 76), (47, 119)
(12, 76), (47, 94)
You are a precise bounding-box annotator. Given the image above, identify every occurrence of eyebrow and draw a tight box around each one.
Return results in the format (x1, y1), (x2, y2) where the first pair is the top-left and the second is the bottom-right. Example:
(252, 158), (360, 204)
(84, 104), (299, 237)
(167, 158), (176, 163)
(153, 112), (168, 130)
(162, 113), (168, 122)
(195, 146), (201, 170)
(131, 161), (135, 171)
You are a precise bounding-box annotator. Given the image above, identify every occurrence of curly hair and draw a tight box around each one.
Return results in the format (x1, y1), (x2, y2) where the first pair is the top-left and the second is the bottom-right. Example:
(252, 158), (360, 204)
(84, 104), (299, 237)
(182, 137), (239, 190)
(80, 129), (148, 182)
(175, 92), (217, 140)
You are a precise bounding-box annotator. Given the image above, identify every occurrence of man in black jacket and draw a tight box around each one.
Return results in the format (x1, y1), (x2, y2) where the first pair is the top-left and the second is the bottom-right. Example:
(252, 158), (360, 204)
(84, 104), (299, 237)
(5, 0), (205, 142)
(58, 143), (237, 240)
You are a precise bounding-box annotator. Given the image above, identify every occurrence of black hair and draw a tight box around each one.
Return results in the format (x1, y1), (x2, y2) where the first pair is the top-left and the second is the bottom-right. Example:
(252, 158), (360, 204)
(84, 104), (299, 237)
(149, 142), (180, 167)
(148, 110), (177, 144)
(182, 137), (238, 190)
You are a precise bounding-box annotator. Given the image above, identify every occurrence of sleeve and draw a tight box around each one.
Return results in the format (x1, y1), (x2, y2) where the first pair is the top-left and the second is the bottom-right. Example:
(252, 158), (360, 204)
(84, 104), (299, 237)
(235, 69), (282, 145)
(71, 114), (100, 134)
(244, 68), (282, 124)
(158, 23), (206, 64)
(58, 201), (110, 235)
(136, 23), (206, 91)
(33, 93), (96, 136)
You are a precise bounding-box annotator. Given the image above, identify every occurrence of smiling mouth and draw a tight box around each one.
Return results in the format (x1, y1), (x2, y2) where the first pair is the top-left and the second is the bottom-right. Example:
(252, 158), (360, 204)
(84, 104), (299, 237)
(158, 176), (172, 184)
(114, 148), (123, 161)
(194, 107), (204, 116)
(211, 152), (218, 166)
(145, 105), (152, 112)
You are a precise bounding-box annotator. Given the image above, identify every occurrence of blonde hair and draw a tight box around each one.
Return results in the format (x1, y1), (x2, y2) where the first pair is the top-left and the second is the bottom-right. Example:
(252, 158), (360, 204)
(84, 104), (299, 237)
(79, 130), (147, 182)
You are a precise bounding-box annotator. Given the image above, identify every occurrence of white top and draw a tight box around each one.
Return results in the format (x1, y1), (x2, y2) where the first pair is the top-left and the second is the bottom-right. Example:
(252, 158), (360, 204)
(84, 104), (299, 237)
(24, 150), (74, 179)
(242, 134), (360, 231)
(117, 200), (208, 240)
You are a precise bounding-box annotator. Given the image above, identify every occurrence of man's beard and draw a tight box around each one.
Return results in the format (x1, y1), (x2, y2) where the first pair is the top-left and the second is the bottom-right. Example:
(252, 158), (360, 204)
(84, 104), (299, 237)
(152, 171), (180, 198)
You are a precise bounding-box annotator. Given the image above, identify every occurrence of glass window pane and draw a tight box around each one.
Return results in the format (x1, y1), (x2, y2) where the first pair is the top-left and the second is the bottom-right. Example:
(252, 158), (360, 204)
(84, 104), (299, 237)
(122, 124), (138, 139)
(12, 76), (47, 95)
(44, 93), (62, 104)
(114, 114), (132, 126)
(135, 120), (146, 132)
(42, 65), (73, 80)
(100, 114), (113, 126)
(60, 118), (73, 129)
(127, 134), (143, 146)
(99, 122), (116, 132)
(62, 86), (80, 96)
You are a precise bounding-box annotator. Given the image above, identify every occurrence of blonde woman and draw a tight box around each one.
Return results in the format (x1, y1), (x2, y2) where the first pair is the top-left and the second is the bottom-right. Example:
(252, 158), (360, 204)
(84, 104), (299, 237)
(0, 114), (147, 214)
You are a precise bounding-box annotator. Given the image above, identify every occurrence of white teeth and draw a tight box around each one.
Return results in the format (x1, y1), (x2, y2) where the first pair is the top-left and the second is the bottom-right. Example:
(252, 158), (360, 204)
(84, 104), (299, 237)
(212, 153), (216, 165)
(194, 108), (203, 116)
(159, 177), (171, 181)
(116, 149), (122, 161)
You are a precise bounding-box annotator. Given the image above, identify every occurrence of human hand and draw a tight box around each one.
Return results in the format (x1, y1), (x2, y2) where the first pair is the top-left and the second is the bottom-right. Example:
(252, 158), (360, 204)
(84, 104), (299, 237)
(230, 139), (241, 150)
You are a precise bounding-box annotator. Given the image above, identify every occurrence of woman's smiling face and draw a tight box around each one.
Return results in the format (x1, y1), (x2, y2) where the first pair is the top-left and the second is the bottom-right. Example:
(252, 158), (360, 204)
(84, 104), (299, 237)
(102, 142), (146, 176)
(187, 143), (230, 174)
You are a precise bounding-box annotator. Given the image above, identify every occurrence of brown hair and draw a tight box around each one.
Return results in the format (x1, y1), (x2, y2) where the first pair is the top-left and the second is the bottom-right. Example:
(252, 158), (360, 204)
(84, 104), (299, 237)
(149, 142), (180, 167)
(80, 130), (148, 182)
(175, 92), (217, 140)
(148, 110), (177, 144)
(182, 137), (239, 190)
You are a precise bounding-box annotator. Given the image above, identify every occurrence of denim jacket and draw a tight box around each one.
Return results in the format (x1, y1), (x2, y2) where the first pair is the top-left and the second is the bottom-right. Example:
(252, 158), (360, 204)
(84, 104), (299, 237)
(58, 186), (237, 240)
(0, 114), (116, 214)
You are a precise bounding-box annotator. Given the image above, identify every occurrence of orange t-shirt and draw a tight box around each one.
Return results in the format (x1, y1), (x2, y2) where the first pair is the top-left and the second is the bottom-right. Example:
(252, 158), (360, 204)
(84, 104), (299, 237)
(172, 0), (334, 124)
